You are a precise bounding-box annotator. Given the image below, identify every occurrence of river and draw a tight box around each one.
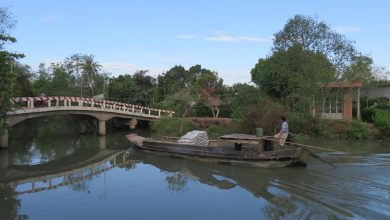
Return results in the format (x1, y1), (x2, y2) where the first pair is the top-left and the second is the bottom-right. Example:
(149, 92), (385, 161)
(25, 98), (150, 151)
(1, 117), (390, 220)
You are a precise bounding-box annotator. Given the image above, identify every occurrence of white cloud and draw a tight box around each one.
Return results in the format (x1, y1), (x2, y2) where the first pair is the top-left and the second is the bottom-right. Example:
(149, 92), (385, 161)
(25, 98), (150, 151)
(205, 35), (272, 43)
(205, 35), (237, 42)
(334, 26), (362, 33)
(101, 62), (136, 74)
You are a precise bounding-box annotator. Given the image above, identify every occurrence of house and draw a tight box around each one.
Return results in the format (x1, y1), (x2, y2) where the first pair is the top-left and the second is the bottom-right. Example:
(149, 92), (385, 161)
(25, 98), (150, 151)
(360, 81), (390, 100)
(318, 82), (363, 120)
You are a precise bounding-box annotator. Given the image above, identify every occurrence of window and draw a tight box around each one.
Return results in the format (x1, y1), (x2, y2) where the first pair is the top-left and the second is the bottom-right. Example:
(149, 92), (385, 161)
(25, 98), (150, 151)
(323, 96), (343, 113)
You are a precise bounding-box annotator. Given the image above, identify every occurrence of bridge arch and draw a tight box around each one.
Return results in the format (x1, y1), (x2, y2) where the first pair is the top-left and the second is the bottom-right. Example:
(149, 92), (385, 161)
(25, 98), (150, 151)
(1, 96), (174, 148)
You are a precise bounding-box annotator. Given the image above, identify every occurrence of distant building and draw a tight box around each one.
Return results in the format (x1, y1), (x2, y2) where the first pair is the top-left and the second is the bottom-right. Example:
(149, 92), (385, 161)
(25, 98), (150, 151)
(318, 82), (362, 120)
(360, 81), (390, 100)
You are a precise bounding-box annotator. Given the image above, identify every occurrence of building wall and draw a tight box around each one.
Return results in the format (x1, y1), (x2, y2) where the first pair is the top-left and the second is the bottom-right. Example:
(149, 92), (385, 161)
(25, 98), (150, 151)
(361, 85), (390, 98)
(343, 94), (352, 120)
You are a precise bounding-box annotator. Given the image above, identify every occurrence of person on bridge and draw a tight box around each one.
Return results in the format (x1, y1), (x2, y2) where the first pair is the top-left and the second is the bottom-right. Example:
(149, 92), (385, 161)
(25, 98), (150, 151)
(274, 116), (289, 147)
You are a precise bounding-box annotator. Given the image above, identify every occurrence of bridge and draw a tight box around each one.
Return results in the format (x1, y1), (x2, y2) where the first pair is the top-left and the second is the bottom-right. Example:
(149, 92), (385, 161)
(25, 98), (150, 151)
(0, 150), (133, 195)
(0, 96), (175, 148)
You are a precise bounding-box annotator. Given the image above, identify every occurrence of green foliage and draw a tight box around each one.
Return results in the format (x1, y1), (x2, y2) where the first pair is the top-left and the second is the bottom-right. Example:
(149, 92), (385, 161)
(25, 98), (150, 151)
(346, 121), (370, 141)
(251, 44), (336, 100)
(232, 97), (287, 135)
(206, 124), (237, 139)
(273, 14), (356, 75)
(151, 117), (196, 137)
(342, 55), (378, 83)
(361, 107), (376, 123)
(372, 109), (390, 136)
(288, 114), (335, 138)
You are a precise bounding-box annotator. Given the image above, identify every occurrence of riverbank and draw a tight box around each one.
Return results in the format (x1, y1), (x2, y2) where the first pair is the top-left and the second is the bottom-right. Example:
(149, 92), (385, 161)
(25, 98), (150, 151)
(151, 117), (383, 142)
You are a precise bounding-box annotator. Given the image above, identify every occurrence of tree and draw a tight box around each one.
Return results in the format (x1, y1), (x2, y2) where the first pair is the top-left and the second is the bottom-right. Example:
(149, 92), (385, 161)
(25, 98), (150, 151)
(64, 54), (84, 97)
(0, 7), (24, 128)
(273, 15), (356, 77)
(251, 44), (336, 100)
(196, 70), (224, 118)
(157, 65), (189, 99)
(342, 55), (378, 83)
(81, 55), (101, 96)
(0, 7), (15, 34)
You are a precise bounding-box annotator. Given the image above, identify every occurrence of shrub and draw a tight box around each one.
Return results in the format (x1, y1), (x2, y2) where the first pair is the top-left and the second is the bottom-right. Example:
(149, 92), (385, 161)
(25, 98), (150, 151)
(372, 109), (390, 136)
(361, 107), (376, 123)
(345, 120), (370, 141)
(206, 124), (238, 139)
(151, 117), (196, 138)
(232, 97), (287, 135)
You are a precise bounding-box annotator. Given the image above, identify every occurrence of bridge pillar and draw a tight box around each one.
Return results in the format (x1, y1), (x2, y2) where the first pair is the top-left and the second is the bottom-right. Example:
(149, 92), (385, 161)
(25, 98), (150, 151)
(0, 149), (9, 169)
(0, 128), (8, 148)
(129, 118), (137, 129)
(79, 121), (87, 134)
(98, 136), (106, 149)
(98, 120), (106, 136)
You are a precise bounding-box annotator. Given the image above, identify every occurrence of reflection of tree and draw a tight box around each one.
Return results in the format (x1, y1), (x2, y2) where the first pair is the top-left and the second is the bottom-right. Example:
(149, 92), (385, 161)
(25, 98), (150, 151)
(0, 184), (29, 220)
(10, 116), (82, 165)
(166, 172), (190, 192)
(67, 173), (91, 192)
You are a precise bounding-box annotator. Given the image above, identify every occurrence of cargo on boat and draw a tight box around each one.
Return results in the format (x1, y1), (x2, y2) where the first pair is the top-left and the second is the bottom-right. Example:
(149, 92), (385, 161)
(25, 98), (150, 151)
(126, 132), (307, 168)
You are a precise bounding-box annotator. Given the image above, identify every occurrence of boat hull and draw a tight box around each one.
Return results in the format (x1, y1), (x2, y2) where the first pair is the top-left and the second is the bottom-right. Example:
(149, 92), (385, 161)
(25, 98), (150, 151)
(126, 134), (306, 168)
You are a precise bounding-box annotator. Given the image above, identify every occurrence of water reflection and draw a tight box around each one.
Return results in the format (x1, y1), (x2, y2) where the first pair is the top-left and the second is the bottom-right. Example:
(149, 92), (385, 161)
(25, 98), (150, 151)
(1, 119), (390, 219)
(125, 147), (390, 219)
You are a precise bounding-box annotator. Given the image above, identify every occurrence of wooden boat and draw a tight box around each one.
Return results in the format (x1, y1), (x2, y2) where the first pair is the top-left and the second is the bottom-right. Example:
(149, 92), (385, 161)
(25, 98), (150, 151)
(126, 133), (307, 168)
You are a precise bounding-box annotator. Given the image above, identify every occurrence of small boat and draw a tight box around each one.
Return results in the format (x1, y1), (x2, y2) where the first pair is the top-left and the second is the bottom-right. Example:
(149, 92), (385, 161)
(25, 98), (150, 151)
(126, 133), (307, 168)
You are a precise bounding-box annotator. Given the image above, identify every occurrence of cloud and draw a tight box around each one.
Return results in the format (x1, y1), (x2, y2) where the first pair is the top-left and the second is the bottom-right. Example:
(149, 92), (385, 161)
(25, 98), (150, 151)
(334, 26), (362, 33)
(205, 35), (237, 42)
(101, 62), (136, 74)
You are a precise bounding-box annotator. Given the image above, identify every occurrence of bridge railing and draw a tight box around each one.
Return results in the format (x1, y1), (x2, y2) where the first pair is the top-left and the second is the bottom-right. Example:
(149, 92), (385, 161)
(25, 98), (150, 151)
(9, 96), (175, 118)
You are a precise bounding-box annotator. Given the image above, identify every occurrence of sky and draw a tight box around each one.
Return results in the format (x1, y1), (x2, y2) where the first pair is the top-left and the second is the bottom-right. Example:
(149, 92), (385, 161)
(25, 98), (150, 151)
(2, 0), (390, 85)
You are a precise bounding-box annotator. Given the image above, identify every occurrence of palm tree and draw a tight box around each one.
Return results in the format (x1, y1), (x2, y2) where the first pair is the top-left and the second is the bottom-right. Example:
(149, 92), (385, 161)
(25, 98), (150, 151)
(81, 55), (101, 96)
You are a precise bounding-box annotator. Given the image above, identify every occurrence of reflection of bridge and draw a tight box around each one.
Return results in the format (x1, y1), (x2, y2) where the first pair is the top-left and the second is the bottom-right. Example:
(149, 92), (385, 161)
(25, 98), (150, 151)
(0, 96), (175, 147)
(0, 150), (134, 195)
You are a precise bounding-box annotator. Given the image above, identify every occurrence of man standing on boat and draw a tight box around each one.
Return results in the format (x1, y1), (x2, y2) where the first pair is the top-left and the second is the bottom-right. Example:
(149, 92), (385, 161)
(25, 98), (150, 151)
(274, 116), (288, 147)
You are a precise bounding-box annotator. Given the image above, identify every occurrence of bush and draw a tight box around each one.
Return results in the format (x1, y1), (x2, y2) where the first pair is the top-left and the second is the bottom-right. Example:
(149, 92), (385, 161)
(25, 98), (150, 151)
(151, 117), (196, 138)
(372, 109), (390, 136)
(231, 97), (287, 135)
(345, 120), (370, 141)
(361, 107), (376, 123)
(206, 124), (238, 139)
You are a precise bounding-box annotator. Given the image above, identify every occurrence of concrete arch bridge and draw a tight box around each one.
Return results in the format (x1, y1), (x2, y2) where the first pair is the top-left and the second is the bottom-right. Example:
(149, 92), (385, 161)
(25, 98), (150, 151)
(1, 96), (175, 147)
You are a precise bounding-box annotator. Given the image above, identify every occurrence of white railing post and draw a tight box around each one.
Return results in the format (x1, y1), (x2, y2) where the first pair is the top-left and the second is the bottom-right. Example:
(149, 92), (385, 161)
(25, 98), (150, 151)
(56, 99), (59, 107)
(132, 106), (135, 113)
(103, 100), (105, 109)
(31, 100), (34, 108)
(91, 100), (94, 108)
(148, 109), (151, 115)
(48, 99), (51, 107)
(158, 110), (161, 117)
